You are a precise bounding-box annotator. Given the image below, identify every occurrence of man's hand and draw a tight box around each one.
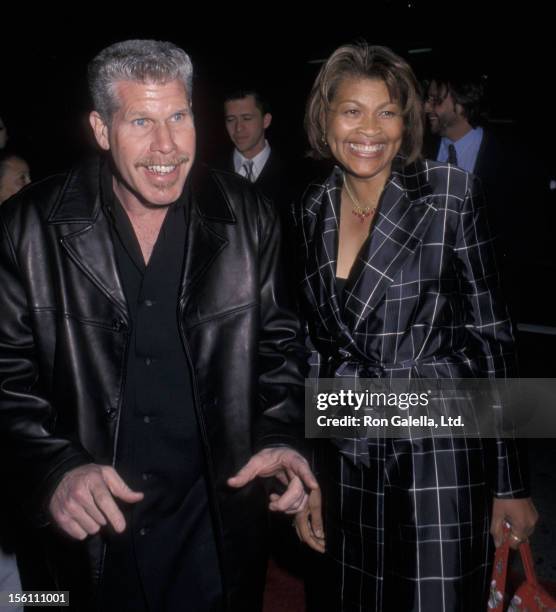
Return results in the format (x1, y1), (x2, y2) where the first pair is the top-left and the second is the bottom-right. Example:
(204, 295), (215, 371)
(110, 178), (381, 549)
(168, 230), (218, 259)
(491, 497), (538, 549)
(49, 464), (144, 540)
(294, 487), (325, 553)
(227, 447), (319, 514)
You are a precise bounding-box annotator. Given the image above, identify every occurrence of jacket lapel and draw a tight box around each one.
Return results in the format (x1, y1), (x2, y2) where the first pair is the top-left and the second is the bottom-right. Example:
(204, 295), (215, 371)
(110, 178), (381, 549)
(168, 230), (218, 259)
(305, 168), (341, 310)
(49, 159), (128, 316)
(50, 161), (233, 313)
(180, 167), (233, 298)
(301, 167), (366, 356)
(343, 157), (438, 331)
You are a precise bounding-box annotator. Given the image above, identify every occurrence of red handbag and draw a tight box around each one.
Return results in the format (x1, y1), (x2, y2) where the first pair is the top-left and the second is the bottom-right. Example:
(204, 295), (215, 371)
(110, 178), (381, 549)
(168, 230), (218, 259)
(489, 523), (556, 611)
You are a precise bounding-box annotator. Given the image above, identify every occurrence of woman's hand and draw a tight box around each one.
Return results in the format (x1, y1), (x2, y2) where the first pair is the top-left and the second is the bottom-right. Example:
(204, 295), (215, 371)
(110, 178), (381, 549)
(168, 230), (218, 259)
(491, 497), (538, 549)
(293, 487), (325, 553)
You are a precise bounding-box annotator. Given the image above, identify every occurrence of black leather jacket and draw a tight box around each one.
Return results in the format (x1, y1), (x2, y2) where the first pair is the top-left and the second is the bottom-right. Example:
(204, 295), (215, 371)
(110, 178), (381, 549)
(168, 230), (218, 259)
(0, 158), (308, 610)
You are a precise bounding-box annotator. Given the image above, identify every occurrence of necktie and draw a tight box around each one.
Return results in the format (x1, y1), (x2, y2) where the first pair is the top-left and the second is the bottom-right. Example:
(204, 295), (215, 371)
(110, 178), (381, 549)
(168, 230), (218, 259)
(242, 160), (255, 182)
(447, 143), (458, 166)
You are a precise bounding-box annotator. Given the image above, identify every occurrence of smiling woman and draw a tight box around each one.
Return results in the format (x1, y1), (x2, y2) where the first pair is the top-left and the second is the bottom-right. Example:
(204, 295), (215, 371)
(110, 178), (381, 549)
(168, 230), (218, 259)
(326, 78), (403, 182)
(293, 43), (538, 612)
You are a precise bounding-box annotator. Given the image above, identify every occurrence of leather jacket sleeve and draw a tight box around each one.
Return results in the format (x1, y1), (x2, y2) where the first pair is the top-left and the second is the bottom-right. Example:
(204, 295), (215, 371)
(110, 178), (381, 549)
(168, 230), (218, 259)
(0, 204), (93, 525)
(251, 194), (310, 453)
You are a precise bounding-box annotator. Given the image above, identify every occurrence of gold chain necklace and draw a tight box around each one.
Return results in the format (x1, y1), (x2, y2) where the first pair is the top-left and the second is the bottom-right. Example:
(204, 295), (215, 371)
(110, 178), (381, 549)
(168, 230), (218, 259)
(343, 174), (380, 223)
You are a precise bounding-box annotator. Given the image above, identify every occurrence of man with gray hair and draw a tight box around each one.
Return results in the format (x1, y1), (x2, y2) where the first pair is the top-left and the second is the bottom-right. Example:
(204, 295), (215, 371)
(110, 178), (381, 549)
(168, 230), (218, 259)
(0, 39), (316, 611)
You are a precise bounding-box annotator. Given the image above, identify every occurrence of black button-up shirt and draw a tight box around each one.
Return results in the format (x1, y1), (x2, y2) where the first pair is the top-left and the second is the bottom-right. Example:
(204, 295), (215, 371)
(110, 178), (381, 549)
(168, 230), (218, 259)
(99, 164), (221, 611)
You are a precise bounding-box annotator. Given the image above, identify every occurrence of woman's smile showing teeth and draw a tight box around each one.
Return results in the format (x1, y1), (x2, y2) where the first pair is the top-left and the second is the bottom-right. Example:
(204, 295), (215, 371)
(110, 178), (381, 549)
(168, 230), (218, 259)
(348, 142), (386, 155)
(325, 77), (403, 182)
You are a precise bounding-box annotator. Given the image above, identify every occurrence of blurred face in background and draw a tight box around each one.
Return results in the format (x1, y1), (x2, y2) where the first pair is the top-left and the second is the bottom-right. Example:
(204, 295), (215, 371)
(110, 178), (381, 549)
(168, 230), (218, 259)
(424, 81), (458, 136)
(0, 116), (7, 149)
(0, 156), (31, 204)
(224, 95), (271, 159)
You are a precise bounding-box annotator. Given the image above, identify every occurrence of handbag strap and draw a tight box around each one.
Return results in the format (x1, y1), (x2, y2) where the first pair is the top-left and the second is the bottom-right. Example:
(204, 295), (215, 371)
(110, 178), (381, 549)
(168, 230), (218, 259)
(518, 535), (539, 587)
(500, 522), (539, 586)
(490, 522), (540, 611)
(490, 525), (511, 611)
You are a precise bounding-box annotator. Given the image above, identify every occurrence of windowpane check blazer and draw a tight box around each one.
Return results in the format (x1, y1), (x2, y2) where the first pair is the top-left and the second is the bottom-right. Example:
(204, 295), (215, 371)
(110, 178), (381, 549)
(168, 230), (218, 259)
(294, 156), (527, 498)
(293, 156), (529, 610)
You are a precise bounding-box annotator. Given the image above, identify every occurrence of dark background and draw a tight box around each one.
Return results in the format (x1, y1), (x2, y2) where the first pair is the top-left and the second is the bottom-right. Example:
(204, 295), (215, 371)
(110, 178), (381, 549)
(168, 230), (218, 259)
(2, 6), (555, 180)
(5, 7), (554, 331)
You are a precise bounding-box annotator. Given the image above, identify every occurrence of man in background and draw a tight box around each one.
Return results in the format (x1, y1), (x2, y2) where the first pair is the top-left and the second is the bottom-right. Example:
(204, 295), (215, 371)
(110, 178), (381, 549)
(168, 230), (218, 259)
(219, 89), (291, 214)
(0, 151), (31, 204)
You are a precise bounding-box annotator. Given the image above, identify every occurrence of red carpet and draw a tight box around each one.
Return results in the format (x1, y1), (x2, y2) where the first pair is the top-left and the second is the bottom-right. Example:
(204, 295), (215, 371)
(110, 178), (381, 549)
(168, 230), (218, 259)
(263, 559), (305, 612)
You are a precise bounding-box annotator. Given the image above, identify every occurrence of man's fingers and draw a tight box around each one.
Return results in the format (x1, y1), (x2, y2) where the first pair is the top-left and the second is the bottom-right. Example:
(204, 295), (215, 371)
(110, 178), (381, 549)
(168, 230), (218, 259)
(55, 479), (108, 530)
(48, 464), (144, 539)
(269, 490), (306, 513)
(56, 514), (89, 541)
(275, 471), (289, 487)
(49, 465), (106, 539)
(98, 467), (143, 532)
(90, 482), (128, 533)
(269, 477), (307, 513)
(62, 503), (103, 536)
(269, 491), (306, 513)
(82, 504), (108, 528)
(227, 457), (262, 488)
(285, 457), (319, 491)
(227, 452), (283, 487)
(227, 449), (319, 496)
(102, 467), (144, 504)
(71, 492), (108, 528)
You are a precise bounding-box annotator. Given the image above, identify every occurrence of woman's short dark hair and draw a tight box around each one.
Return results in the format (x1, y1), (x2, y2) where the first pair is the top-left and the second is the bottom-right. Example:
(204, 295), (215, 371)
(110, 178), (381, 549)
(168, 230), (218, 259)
(305, 43), (423, 163)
